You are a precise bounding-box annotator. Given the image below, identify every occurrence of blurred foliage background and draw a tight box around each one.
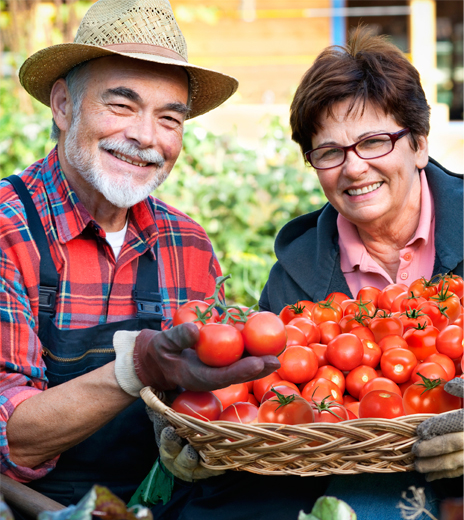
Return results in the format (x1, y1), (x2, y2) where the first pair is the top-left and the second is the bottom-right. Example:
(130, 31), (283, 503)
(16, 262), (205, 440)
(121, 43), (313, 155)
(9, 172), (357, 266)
(0, 0), (327, 306)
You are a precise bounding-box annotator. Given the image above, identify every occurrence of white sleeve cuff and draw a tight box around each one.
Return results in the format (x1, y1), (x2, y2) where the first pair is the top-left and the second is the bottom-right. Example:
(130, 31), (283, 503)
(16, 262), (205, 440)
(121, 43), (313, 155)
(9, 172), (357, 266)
(113, 330), (144, 398)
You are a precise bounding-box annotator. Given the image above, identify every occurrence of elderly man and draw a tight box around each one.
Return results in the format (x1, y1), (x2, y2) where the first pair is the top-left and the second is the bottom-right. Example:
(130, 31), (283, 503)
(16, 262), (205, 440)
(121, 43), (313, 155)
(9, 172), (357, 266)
(0, 0), (279, 510)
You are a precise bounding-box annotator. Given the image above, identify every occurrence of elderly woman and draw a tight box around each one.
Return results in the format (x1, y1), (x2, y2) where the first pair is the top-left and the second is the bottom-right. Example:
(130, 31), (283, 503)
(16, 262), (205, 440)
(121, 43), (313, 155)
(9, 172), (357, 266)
(259, 27), (463, 519)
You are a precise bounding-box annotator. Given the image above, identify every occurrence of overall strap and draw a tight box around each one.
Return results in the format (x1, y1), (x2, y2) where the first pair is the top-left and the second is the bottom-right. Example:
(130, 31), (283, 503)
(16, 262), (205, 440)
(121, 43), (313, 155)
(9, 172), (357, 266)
(132, 250), (164, 322)
(4, 175), (58, 317)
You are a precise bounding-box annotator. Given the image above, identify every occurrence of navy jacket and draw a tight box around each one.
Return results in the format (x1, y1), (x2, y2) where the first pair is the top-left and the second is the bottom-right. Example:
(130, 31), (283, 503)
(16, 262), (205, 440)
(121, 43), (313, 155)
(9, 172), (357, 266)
(260, 158), (463, 313)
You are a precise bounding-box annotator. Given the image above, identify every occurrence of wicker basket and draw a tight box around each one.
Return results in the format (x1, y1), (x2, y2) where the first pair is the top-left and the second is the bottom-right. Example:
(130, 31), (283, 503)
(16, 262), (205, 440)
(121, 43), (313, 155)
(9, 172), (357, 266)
(141, 386), (434, 477)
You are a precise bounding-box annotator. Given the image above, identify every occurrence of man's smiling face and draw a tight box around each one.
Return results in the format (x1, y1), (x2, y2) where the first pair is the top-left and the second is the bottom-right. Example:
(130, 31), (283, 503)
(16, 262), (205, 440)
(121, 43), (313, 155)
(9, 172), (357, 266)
(61, 55), (189, 208)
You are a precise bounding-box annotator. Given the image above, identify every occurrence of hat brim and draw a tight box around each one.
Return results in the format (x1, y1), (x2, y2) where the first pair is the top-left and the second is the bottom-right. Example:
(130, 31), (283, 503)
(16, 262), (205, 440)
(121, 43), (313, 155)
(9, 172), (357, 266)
(19, 43), (238, 119)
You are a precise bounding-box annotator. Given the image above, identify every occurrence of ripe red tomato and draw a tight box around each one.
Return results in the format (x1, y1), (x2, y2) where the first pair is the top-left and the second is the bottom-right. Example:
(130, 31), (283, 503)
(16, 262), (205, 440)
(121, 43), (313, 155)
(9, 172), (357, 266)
(278, 346), (318, 384)
(173, 300), (219, 329)
(314, 365), (345, 394)
(438, 274), (464, 299)
(285, 325), (307, 347)
(404, 325), (439, 361)
(430, 288), (462, 324)
(212, 383), (249, 410)
(418, 301), (450, 331)
(380, 348), (418, 384)
(261, 382), (301, 403)
(326, 333), (364, 371)
(311, 396), (349, 423)
(301, 377), (344, 404)
(391, 293), (426, 313)
(408, 277), (439, 299)
(288, 317), (321, 344)
(312, 298), (343, 325)
(435, 325), (463, 360)
(357, 286), (381, 308)
(350, 326), (375, 341)
(378, 334), (409, 352)
(247, 393), (259, 406)
(339, 314), (371, 334)
(345, 365), (378, 399)
(410, 362), (448, 383)
(252, 372), (282, 402)
(308, 343), (328, 367)
(368, 314), (404, 343)
(358, 377), (402, 400)
(172, 390), (223, 421)
(326, 292), (351, 306)
(343, 299), (376, 317)
(318, 320), (342, 344)
(219, 402), (258, 423)
(361, 339), (382, 368)
(359, 390), (404, 418)
(257, 393), (315, 425)
(195, 323), (244, 367)
(424, 353), (456, 380)
(242, 311), (287, 356)
(377, 283), (408, 311)
(403, 377), (462, 414)
(399, 309), (433, 332)
(279, 301), (312, 324)
(345, 401), (360, 418)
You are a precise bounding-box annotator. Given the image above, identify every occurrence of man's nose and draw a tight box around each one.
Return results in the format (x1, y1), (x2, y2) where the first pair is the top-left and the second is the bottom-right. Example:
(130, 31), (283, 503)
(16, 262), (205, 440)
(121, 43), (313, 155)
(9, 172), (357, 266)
(125, 114), (157, 148)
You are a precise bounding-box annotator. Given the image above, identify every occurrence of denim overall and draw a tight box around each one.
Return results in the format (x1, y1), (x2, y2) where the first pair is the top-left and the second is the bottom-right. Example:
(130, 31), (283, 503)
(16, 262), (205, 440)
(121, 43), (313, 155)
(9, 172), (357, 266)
(6, 175), (162, 506)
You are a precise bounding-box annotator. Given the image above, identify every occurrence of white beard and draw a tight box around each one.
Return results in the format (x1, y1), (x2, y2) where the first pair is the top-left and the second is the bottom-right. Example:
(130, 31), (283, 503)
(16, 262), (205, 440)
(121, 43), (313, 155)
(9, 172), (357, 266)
(64, 114), (170, 208)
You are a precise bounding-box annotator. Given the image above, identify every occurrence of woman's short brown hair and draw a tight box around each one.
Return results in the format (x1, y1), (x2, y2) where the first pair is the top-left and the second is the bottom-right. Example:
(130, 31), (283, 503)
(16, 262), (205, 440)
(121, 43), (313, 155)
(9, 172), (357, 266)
(290, 26), (430, 158)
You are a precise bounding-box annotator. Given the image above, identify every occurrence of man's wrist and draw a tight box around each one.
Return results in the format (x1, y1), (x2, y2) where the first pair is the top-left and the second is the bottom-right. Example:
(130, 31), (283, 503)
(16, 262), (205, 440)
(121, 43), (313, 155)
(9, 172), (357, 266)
(113, 330), (145, 397)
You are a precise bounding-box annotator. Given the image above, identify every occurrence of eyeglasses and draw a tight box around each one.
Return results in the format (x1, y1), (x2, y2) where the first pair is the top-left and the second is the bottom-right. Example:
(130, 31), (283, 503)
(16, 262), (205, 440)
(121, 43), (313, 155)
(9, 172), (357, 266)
(305, 128), (411, 170)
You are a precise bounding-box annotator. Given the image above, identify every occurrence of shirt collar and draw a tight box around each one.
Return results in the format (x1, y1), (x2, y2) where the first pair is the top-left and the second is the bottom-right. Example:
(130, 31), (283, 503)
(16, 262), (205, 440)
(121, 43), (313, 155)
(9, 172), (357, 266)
(338, 169), (434, 273)
(41, 147), (159, 251)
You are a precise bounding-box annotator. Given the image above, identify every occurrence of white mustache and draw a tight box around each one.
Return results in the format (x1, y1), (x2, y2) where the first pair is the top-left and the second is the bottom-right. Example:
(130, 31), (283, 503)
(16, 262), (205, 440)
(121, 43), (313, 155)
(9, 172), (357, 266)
(99, 139), (165, 167)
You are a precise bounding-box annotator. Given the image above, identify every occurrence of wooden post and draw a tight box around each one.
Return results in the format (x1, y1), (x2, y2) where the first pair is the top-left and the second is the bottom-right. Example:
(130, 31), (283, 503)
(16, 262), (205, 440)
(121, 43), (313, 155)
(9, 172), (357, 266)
(409, 0), (437, 105)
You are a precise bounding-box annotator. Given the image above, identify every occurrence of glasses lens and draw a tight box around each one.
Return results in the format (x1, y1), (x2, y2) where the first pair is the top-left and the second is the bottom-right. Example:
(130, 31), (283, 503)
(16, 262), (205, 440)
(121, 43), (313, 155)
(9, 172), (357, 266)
(356, 134), (393, 159)
(310, 147), (344, 169)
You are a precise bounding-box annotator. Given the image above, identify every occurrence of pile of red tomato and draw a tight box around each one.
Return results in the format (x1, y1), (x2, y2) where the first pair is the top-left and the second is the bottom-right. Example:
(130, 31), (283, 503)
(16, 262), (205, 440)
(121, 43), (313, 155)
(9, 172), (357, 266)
(171, 274), (464, 427)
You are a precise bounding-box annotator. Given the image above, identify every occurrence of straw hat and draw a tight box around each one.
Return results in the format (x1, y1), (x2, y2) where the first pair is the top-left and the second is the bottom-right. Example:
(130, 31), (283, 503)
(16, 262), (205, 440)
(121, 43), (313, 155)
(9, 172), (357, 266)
(19, 0), (238, 119)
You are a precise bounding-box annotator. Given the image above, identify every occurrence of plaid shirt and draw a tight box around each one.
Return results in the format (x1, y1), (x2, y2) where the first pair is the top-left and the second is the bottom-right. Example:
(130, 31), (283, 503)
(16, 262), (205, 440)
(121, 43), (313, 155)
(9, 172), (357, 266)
(0, 147), (222, 482)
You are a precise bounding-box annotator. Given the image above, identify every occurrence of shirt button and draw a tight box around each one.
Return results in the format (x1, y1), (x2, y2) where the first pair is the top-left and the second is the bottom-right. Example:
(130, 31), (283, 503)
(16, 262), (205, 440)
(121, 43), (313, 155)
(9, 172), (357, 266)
(404, 253), (412, 261)
(400, 272), (409, 280)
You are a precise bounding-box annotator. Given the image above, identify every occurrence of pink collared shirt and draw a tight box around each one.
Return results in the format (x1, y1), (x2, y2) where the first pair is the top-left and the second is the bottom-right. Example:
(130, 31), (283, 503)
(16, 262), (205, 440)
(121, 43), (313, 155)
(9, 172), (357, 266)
(338, 170), (435, 298)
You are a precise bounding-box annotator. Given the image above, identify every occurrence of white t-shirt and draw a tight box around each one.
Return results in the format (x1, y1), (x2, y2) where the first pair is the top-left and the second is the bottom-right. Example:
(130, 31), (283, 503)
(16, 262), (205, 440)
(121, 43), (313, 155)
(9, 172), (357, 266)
(105, 220), (129, 261)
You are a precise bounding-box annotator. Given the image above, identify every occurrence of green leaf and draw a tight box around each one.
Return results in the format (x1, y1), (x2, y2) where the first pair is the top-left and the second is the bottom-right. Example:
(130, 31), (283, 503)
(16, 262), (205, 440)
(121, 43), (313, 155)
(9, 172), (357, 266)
(298, 496), (357, 520)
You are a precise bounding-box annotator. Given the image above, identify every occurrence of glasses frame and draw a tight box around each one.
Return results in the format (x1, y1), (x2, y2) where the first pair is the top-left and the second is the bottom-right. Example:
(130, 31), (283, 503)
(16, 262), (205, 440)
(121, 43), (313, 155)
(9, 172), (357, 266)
(305, 128), (411, 170)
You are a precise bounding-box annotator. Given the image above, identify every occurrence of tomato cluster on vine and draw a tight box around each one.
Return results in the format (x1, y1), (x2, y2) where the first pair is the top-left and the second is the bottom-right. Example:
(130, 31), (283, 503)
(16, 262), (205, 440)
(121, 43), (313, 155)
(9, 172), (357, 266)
(171, 273), (463, 425)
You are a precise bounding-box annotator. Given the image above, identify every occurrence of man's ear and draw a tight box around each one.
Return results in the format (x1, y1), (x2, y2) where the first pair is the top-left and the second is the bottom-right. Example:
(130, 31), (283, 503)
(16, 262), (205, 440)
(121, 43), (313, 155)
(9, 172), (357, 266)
(50, 79), (73, 132)
(415, 135), (429, 170)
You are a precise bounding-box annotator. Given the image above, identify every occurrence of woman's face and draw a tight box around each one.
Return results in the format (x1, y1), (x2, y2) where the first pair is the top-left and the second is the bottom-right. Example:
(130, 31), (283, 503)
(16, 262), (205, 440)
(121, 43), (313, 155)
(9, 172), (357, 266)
(311, 100), (429, 230)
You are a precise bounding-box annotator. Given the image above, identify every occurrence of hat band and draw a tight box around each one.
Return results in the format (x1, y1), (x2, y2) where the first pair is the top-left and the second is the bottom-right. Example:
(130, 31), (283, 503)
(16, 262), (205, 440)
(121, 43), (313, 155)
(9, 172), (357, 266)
(103, 43), (187, 63)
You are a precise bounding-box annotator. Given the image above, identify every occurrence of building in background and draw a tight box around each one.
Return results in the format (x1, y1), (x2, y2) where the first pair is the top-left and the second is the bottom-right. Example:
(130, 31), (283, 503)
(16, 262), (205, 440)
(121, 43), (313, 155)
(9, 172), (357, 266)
(1, 0), (463, 168)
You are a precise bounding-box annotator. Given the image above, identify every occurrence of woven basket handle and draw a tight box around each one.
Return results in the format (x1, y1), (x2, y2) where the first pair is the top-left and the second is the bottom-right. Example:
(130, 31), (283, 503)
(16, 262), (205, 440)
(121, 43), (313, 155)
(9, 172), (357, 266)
(140, 386), (170, 415)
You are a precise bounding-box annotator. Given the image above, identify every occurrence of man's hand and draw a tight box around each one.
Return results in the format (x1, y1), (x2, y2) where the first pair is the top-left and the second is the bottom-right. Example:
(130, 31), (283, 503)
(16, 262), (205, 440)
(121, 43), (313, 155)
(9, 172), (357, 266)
(412, 378), (464, 482)
(113, 323), (280, 396)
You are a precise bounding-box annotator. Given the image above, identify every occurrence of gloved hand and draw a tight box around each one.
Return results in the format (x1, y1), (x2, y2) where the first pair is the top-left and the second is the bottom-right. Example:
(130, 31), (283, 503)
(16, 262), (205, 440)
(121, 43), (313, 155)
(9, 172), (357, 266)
(148, 407), (224, 482)
(113, 323), (280, 397)
(412, 377), (464, 482)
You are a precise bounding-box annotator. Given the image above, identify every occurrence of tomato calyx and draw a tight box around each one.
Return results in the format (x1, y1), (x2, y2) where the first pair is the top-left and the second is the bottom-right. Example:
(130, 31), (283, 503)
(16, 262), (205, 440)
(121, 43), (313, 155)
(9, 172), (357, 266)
(430, 283), (455, 304)
(412, 321), (429, 331)
(269, 387), (299, 410)
(415, 372), (445, 395)
(316, 295), (338, 311)
(356, 297), (375, 317)
(311, 393), (345, 420)
(286, 301), (310, 315)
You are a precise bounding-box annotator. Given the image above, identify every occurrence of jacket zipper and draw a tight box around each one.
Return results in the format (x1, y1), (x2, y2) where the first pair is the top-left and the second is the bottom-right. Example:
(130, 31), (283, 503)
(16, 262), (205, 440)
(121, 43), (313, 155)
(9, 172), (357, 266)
(42, 346), (115, 362)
